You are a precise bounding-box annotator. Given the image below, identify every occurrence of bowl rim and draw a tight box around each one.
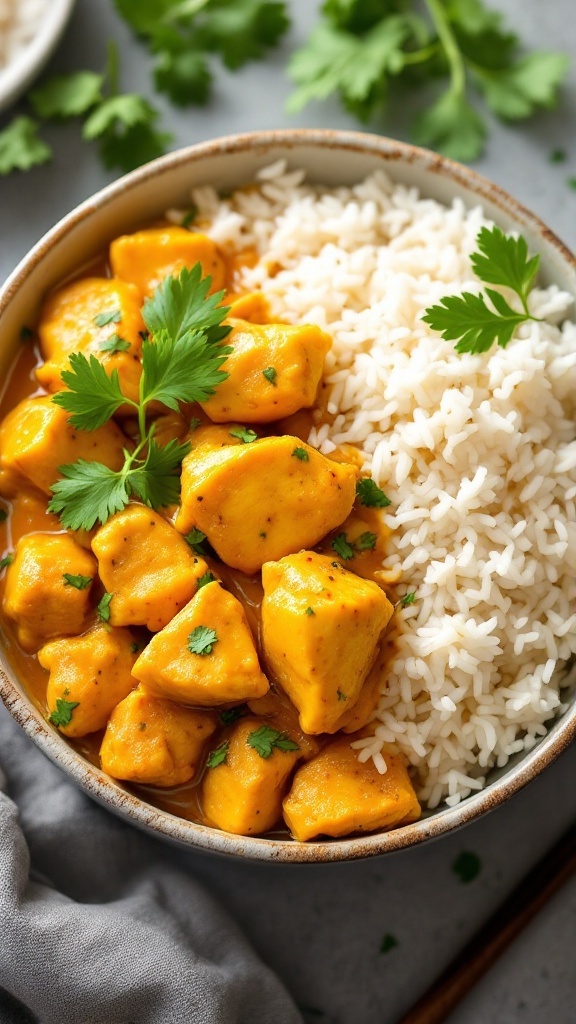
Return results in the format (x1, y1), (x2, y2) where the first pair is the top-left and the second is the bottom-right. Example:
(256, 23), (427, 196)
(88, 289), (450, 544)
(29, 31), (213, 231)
(0, 0), (77, 112)
(1, 127), (575, 863)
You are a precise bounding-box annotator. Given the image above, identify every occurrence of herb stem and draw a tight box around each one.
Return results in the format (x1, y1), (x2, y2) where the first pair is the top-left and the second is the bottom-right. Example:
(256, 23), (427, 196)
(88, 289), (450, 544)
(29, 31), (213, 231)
(106, 40), (120, 98)
(424, 0), (465, 96)
(401, 42), (440, 67)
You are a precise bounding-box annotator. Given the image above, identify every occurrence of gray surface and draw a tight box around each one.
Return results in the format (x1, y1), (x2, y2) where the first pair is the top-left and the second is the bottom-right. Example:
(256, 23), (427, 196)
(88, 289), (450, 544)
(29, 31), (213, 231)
(1, 1), (576, 1022)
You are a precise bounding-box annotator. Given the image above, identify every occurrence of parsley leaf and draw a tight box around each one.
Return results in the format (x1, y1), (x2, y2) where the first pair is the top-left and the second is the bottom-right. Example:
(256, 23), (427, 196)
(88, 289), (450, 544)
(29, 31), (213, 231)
(475, 52), (569, 121)
(63, 573), (93, 590)
(469, 226), (539, 311)
(142, 264), (231, 346)
(97, 593), (113, 622)
(129, 438), (191, 508)
(94, 309), (122, 327)
(356, 478), (391, 508)
(412, 89), (486, 163)
(0, 117), (52, 175)
(246, 726), (300, 759)
(188, 625), (218, 655)
(48, 461), (131, 531)
(207, 740), (229, 767)
(262, 366), (277, 385)
(29, 72), (104, 119)
(52, 353), (126, 430)
(453, 850), (482, 883)
(83, 93), (171, 174)
(197, 571), (217, 589)
(48, 698), (80, 728)
(0, 553), (14, 570)
(100, 334), (131, 354)
(229, 426), (258, 444)
(331, 533), (355, 560)
(292, 447), (309, 462)
(185, 528), (208, 554)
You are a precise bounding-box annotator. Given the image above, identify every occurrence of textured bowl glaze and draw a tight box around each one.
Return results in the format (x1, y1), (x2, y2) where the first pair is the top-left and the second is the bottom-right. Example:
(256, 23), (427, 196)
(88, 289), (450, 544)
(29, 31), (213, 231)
(1, 130), (575, 862)
(0, 0), (76, 111)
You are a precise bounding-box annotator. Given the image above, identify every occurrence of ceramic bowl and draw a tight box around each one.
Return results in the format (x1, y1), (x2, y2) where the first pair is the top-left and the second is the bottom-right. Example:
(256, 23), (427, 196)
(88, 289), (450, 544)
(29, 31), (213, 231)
(1, 129), (575, 862)
(0, 0), (76, 112)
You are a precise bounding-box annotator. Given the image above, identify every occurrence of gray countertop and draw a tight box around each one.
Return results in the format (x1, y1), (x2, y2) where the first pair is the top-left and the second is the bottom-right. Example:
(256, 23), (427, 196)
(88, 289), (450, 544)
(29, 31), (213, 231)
(1, 2), (576, 1022)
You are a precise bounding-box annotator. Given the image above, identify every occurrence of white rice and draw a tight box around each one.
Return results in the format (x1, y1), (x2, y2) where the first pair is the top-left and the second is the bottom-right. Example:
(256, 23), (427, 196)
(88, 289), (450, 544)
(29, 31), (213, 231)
(182, 161), (576, 809)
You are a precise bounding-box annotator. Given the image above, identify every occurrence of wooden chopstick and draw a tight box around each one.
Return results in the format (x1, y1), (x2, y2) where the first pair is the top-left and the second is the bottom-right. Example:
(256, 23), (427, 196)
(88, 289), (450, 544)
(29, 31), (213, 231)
(397, 822), (576, 1024)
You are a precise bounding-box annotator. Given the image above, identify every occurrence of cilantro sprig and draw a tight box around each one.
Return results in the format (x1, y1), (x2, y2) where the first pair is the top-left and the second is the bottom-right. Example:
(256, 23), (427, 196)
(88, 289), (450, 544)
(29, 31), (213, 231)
(246, 726), (300, 759)
(287, 0), (568, 162)
(47, 265), (231, 531)
(423, 226), (542, 354)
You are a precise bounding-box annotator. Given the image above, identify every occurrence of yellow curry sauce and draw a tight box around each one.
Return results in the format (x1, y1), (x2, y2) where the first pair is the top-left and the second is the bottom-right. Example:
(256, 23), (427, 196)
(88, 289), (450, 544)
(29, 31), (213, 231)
(0, 225), (420, 840)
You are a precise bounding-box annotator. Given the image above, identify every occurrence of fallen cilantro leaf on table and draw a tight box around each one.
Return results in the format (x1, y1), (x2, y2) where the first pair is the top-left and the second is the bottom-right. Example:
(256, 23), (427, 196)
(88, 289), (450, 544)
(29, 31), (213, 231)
(379, 933), (398, 954)
(0, 117), (52, 174)
(247, 725), (300, 759)
(29, 71), (104, 119)
(83, 92), (171, 173)
(549, 148), (567, 163)
(48, 698), (80, 728)
(188, 625), (218, 655)
(423, 225), (541, 354)
(453, 850), (482, 883)
(207, 740), (229, 767)
(63, 573), (93, 590)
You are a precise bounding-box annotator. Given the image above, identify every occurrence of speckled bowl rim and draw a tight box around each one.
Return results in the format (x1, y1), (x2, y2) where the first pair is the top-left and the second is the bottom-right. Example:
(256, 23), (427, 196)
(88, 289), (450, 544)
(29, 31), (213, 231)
(1, 128), (575, 863)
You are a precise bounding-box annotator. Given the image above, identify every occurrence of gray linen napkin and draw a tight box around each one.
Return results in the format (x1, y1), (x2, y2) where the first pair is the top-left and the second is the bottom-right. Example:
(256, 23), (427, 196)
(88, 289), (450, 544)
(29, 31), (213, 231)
(0, 704), (302, 1024)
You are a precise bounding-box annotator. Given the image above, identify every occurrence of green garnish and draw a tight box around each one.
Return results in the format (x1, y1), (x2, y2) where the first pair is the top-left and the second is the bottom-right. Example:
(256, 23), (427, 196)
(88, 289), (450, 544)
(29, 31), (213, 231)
(550, 148), (567, 163)
(220, 705), (247, 726)
(355, 478), (391, 508)
(188, 625), (218, 656)
(62, 573), (93, 590)
(131, 642), (140, 654)
(262, 366), (277, 385)
(287, 1), (568, 162)
(97, 593), (113, 622)
(48, 264), (231, 531)
(100, 334), (130, 353)
(452, 850), (482, 883)
(181, 205), (199, 227)
(246, 726), (300, 759)
(185, 528), (208, 555)
(0, 553), (14, 570)
(400, 592), (416, 607)
(94, 309), (122, 328)
(380, 934), (398, 954)
(292, 447), (309, 462)
(207, 740), (229, 767)
(355, 531), (377, 552)
(0, 116), (52, 174)
(337, 689), (347, 701)
(0, 508), (7, 523)
(423, 226), (541, 354)
(197, 571), (216, 590)
(30, 71), (104, 118)
(48, 698), (80, 728)
(229, 426), (258, 444)
(331, 533), (354, 560)
(305, 607), (315, 616)
(568, 177), (576, 191)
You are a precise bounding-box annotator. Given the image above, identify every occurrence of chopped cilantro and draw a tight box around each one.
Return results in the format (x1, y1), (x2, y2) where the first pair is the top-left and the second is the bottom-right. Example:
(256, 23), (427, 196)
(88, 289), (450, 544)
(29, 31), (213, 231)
(380, 933), (398, 954)
(355, 531), (377, 551)
(62, 573), (93, 590)
(188, 416), (201, 432)
(331, 533), (354, 560)
(262, 366), (277, 385)
(247, 725), (300, 759)
(292, 446), (309, 462)
(188, 625), (218, 655)
(207, 740), (229, 767)
(185, 528), (207, 555)
(356, 478), (391, 508)
(93, 309), (122, 328)
(229, 426), (258, 444)
(400, 592), (416, 608)
(181, 205), (199, 227)
(97, 592), (113, 622)
(0, 116), (52, 174)
(220, 705), (247, 726)
(130, 641), (140, 654)
(0, 553), (14, 570)
(197, 571), (216, 590)
(100, 333), (130, 353)
(48, 698), (80, 728)
(453, 850), (482, 883)
(337, 689), (347, 701)
(305, 607), (315, 616)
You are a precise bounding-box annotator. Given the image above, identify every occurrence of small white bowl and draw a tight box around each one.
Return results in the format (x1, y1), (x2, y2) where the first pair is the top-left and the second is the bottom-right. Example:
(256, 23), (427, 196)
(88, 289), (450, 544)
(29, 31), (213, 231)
(0, 0), (76, 112)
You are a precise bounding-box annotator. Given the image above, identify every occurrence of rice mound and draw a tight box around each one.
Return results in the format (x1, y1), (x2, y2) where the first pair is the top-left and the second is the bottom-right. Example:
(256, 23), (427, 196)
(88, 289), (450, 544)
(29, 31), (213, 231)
(184, 161), (576, 809)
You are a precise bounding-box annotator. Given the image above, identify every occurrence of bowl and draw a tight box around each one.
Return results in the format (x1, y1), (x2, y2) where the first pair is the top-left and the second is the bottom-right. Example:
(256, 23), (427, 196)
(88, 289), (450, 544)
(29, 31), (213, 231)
(0, 0), (76, 112)
(1, 129), (575, 863)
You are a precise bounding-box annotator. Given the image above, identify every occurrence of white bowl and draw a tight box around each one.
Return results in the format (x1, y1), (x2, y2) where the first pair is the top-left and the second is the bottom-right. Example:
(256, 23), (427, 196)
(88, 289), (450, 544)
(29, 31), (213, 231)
(0, 0), (76, 111)
(1, 129), (575, 862)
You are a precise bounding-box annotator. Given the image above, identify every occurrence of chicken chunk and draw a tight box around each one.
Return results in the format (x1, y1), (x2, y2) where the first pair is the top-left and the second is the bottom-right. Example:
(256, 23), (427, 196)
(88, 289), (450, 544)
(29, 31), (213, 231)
(92, 504), (210, 632)
(227, 291), (270, 324)
(132, 581), (269, 705)
(283, 739), (421, 840)
(0, 396), (126, 498)
(109, 227), (226, 298)
(100, 688), (216, 787)
(261, 552), (393, 734)
(200, 319), (331, 423)
(201, 716), (301, 835)
(175, 433), (356, 575)
(36, 277), (145, 404)
(3, 533), (96, 651)
(40, 624), (138, 737)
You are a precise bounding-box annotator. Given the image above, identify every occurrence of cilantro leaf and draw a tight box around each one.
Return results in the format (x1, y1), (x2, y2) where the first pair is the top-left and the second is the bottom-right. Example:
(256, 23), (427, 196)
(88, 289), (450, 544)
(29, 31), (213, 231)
(207, 740), (229, 767)
(83, 93), (159, 139)
(48, 460), (131, 531)
(52, 353), (127, 430)
(97, 593), (113, 622)
(100, 334), (131, 354)
(220, 704), (247, 726)
(142, 264), (231, 346)
(94, 309), (122, 327)
(453, 850), (482, 883)
(0, 117), (52, 175)
(422, 290), (528, 353)
(83, 94), (171, 173)
(262, 366), (277, 385)
(337, 689), (347, 701)
(331, 533), (354, 560)
(188, 625), (218, 655)
(305, 607), (315, 616)
(154, 46), (212, 106)
(400, 592), (416, 607)
(355, 531), (377, 551)
(199, 0), (290, 72)
(229, 426), (257, 444)
(470, 226), (539, 308)
(185, 528), (208, 554)
(129, 438), (191, 509)
(63, 573), (93, 590)
(197, 570), (217, 589)
(0, 553), (14, 570)
(476, 52), (569, 121)
(141, 329), (230, 409)
(29, 72), (104, 119)
(292, 447), (309, 462)
(412, 89), (486, 162)
(246, 726), (300, 759)
(356, 478), (391, 508)
(48, 698), (80, 728)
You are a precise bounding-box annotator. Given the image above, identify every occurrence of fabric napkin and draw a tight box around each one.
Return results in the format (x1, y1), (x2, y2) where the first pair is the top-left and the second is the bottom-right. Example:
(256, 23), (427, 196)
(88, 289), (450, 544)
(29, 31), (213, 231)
(0, 704), (302, 1024)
